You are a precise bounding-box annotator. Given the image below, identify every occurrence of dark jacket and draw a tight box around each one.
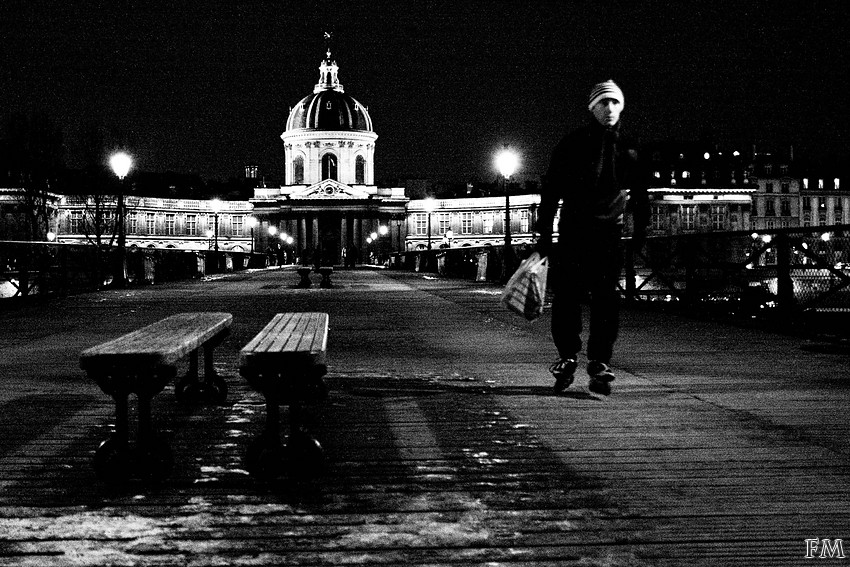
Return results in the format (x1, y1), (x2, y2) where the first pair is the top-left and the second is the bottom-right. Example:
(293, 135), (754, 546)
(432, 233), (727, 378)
(536, 119), (650, 241)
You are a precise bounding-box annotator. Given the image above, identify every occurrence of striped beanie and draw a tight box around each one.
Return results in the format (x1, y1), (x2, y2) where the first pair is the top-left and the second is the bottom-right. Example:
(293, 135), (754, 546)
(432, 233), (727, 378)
(588, 80), (624, 110)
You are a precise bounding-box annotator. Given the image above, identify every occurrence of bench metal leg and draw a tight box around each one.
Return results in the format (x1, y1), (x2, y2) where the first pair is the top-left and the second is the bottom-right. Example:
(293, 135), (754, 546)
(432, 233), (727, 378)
(244, 371), (325, 480)
(94, 390), (172, 483)
(176, 342), (227, 405)
(245, 397), (285, 479)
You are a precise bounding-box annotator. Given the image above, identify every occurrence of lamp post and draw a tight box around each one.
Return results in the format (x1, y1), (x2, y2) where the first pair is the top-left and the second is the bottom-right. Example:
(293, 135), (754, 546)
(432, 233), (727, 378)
(109, 151), (132, 288)
(247, 216), (257, 254)
(210, 199), (222, 252)
(267, 225), (278, 263)
(444, 229), (453, 248)
(423, 197), (436, 250)
(495, 148), (519, 278)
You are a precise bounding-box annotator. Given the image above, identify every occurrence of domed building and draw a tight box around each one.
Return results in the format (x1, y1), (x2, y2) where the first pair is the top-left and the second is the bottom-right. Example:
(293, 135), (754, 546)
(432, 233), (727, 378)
(251, 49), (407, 265)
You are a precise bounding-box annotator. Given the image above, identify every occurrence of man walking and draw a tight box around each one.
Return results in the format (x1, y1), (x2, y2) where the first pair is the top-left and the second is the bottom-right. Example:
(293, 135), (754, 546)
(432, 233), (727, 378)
(535, 80), (649, 395)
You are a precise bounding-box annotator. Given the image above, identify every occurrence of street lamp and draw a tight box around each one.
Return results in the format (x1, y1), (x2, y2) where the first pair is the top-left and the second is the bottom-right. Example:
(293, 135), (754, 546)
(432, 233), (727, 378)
(444, 229), (454, 248)
(210, 199), (222, 252)
(423, 197), (437, 250)
(109, 151), (132, 287)
(495, 148), (519, 278)
(247, 216), (257, 253)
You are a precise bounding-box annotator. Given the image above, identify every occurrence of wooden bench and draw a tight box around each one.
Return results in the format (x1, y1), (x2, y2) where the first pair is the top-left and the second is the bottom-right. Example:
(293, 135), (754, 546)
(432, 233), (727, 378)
(239, 312), (329, 479)
(296, 266), (312, 288)
(80, 312), (233, 482)
(318, 266), (334, 288)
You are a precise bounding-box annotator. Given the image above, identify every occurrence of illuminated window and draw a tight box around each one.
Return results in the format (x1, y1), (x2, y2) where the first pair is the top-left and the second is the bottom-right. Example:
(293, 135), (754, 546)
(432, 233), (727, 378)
(680, 205), (696, 230)
(482, 213), (493, 234)
(651, 205), (664, 231)
(355, 155), (365, 184)
(321, 153), (337, 180)
(70, 210), (82, 233)
(292, 156), (304, 184)
(803, 178), (809, 189)
(520, 210), (529, 232)
(414, 213), (427, 236)
(711, 205), (725, 230)
(165, 214), (176, 236)
(232, 215), (244, 237)
(186, 214), (197, 236)
(819, 179), (824, 189)
(461, 212), (473, 234)
(835, 178), (841, 190)
(438, 213), (450, 235)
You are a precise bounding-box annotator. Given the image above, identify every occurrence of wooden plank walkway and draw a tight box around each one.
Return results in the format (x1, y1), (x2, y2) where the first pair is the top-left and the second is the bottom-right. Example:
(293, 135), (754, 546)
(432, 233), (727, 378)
(0, 267), (848, 566)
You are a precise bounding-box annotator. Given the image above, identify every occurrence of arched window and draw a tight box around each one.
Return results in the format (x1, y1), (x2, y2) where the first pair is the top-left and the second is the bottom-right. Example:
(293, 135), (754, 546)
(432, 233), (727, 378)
(322, 153), (338, 181)
(292, 156), (304, 184)
(355, 155), (366, 184)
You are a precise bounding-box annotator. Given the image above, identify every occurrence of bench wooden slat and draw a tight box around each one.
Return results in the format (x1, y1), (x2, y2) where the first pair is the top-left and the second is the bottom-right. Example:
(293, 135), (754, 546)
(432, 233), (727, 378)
(80, 312), (233, 371)
(239, 312), (328, 370)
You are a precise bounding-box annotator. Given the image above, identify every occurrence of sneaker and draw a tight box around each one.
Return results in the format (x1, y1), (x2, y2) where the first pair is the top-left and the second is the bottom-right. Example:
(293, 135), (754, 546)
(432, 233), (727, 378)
(587, 361), (615, 396)
(550, 358), (577, 394)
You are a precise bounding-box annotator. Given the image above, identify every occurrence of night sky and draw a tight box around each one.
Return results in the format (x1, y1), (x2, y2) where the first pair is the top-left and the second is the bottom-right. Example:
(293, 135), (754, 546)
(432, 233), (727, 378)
(2, 0), (849, 186)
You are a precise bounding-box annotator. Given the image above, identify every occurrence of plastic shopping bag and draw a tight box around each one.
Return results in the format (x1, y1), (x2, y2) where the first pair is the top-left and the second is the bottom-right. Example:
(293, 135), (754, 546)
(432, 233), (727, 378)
(500, 252), (548, 321)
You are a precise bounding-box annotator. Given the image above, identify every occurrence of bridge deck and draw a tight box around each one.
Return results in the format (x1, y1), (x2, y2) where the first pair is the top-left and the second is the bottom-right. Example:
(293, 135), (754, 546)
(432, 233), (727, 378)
(1, 267), (847, 565)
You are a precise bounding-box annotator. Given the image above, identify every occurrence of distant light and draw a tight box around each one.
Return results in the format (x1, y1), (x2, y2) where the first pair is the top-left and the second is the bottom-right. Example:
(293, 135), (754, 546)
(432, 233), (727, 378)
(46, 232), (56, 242)
(280, 232), (288, 241)
(802, 242), (809, 250)
(704, 152), (710, 160)
(268, 226), (278, 236)
(751, 232), (760, 240)
(762, 234), (772, 244)
(247, 216), (258, 228)
(733, 150), (741, 157)
(370, 232), (378, 240)
(821, 232), (831, 242)
(495, 148), (519, 178)
(109, 152), (133, 179)
(286, 236), (294, 245)
(366, 237), (373, 244)
(379, 225), (389, 236)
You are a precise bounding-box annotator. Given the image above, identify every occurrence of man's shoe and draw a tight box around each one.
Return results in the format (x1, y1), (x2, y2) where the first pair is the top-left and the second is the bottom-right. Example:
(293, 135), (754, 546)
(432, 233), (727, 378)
(550, 358), (577, 394)
(587, 361), (615, 396)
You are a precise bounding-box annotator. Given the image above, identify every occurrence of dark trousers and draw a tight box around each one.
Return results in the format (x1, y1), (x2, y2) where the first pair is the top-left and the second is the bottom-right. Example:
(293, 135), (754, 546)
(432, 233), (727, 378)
(550, 226), (624, 364)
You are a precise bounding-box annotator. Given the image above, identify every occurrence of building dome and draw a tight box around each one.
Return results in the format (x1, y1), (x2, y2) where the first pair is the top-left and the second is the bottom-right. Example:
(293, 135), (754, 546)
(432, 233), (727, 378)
(285, 52), (373, 132)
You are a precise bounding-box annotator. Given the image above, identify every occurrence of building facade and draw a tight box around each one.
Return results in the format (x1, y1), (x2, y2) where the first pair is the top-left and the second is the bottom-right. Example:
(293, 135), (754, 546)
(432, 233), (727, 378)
(249, 49), (408, 265)
(406, 194), (541, 250)
(56, 195), (254, 251)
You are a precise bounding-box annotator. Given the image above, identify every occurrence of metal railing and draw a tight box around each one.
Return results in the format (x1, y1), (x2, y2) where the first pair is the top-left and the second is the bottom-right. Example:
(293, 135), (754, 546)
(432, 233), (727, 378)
(393, 226), (850, 332)
(0, 241), (268, 299)
(624, 225), (850, 314)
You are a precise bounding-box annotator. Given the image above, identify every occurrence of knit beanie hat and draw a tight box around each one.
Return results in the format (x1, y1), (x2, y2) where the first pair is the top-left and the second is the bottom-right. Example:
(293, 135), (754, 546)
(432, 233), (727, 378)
(588, 80), (624, 110)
